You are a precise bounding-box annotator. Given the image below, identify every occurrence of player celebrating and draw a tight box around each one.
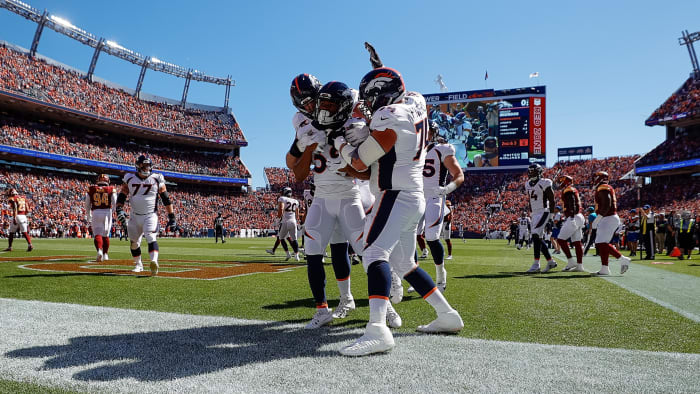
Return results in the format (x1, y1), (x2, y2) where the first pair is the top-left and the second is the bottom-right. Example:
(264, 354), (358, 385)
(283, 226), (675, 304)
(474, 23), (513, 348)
(85, 174), (117, 262)
(4, 188), (33, 252)
(592, 171), (631, 275)
(334, 67), (463, 356)
(421, 120), (464, 291)
(554, 175), (585, 272)
(524, 164), (557, 273)
(276, 187), (300, 262)
(116, 155), (178, 276)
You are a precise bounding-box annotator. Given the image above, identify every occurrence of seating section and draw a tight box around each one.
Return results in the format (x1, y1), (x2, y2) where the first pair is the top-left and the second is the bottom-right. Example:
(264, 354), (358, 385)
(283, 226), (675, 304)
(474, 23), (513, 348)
(635, 130), (700, 167)
(646, 77), (700, 125)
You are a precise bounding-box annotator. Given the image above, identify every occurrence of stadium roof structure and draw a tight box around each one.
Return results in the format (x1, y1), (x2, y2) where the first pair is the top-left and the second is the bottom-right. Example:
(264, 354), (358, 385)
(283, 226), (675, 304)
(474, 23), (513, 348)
(0, 0), (234, 109)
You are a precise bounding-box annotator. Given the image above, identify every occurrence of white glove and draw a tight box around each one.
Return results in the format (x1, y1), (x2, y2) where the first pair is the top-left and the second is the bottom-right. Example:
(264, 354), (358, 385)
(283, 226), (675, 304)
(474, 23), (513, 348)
(344, 120), (370, 146)
(334, 136), (347, 151)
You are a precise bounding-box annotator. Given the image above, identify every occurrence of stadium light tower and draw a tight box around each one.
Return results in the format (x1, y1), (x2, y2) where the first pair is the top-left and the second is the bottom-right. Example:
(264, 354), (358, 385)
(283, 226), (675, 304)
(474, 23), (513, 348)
(679, 30), (700, 77)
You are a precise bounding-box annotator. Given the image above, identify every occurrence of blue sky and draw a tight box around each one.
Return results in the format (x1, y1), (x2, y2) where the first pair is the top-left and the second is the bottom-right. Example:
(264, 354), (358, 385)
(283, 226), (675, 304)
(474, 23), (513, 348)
(1, 0), (698, 187)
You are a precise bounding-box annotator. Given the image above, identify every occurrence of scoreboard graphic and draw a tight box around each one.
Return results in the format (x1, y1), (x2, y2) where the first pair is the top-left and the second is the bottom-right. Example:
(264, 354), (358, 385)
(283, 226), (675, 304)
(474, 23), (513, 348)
(423, 86), (546, 170)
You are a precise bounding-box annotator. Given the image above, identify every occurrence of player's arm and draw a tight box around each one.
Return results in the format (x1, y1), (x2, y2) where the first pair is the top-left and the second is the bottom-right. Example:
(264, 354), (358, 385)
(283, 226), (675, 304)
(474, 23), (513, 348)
(336, 128), (397, 172)
(110, 191), (118, 216)
(158, 183), (174, 215)
(441, 155), (464, 195)
(339, 164), (371, 180)
(85, 193), (92, 222)
(116, 183), (129, 228)
(544, 186), (555, 213)
(277, 200), (284, 219)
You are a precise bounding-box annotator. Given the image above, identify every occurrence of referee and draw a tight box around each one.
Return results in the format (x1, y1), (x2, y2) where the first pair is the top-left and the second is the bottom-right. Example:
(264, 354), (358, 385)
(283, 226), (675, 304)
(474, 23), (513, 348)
(214, 213), (228, 244)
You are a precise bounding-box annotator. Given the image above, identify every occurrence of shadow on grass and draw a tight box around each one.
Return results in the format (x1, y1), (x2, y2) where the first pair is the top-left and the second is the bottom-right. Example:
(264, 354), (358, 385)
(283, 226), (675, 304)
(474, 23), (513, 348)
(454, 272), (526, 279)
(5, 321), (365, 382)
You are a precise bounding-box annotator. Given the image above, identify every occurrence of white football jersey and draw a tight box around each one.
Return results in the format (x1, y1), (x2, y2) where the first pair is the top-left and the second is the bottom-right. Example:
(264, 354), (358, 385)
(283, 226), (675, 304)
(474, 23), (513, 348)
(293, 113), (359, 200)
(368, 91), (428, 194)
(518, 217), (531, 229)
(278, 196), (299, 222)
(303, 189), (314, 209)
(123, 172), (165, 215)
(423, 142), (456, 195)
(525, 178), (553, 213)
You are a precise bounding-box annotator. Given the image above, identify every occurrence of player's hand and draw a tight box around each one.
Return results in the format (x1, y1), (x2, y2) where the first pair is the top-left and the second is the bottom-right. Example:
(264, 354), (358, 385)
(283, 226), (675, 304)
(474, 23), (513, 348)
(351, 101), (372, 122)
(166, 213), (177, 231)
(344, 121), (370, 146)
(333, 136), (347, 151)
(434, 186), (448, 196)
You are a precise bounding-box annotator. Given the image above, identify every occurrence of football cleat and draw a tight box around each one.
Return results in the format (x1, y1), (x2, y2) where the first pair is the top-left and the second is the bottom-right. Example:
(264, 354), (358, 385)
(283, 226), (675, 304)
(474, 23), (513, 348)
(305, 308), (334, 329)
(596, 265), (610, 276)
(437, 282), (447, 293)
(517, 245), (522, 250)
(150, 261), (159, 276)
(294, 253), (300, 262)
(332, 296), (356, 319)
(390, 272), (403, 304)
(420, 249), (429, 259)
(103, 253), (109, 261)
(340, 322), (395, 356)
(3, 247), (12, 252)
(386, 303), (402, 328)
(285, 251), (292, 261)
(445, 255), (453, 260)
(26, 245), (33, 252)
(572, 264), (585, 272)
(417, 309), (464, 333)
(266, 249), (275, 255)
(541, 261), (557, 273)
(526, 262), (541, 273)
(406, 286), (416, 293)
(563, 257), (578, 271)
(132, 264), (144, 273)
(619, 256), (631, 274)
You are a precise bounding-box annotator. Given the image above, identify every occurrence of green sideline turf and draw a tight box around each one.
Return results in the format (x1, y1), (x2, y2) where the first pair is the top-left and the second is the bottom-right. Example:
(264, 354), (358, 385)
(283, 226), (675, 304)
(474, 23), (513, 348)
(0, 237), (698, 354)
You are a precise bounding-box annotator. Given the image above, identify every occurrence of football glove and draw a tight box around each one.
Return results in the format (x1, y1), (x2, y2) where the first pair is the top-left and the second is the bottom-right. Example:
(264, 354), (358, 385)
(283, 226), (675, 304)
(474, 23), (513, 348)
(344, 120), (370, 147)
(116, 208), (128, 228)
(166, 213), (177, 231)
(333, 136), (347, 151)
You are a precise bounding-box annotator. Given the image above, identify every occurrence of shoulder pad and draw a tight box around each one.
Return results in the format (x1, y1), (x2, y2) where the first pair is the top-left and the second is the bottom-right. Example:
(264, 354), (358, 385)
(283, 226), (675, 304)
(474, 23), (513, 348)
(540, 178), (553, 189)
(370, 105), (406, 131)
(597, 184), (613, 192)
(404, 91), (427, 114)
(292, 112), (311, 131)
(438, 143), (456, 158)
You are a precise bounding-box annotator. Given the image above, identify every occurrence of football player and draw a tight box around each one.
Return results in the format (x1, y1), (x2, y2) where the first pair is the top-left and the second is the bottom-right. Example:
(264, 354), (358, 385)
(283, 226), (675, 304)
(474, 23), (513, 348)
(592, 171), (631, 275)
(420, 120), (464, 291)
(265, 218), (291, 257)
(517, 212), (531, 250)
(334, 68), (463, 356)
(554, 175), (585, 272)
(524, 163), (557, 273)
(4, 188), (33, 252)
(116, 155), (178, 276)
(286, 77), (373, 329)
(276, 187), (300, 261)
(85, 174), (117, 262)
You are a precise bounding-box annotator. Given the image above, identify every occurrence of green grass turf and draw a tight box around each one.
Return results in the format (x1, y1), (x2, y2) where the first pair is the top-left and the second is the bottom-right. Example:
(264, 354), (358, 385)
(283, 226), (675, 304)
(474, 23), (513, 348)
(0, 379), (81, 393)
(0, 237), (698, 354)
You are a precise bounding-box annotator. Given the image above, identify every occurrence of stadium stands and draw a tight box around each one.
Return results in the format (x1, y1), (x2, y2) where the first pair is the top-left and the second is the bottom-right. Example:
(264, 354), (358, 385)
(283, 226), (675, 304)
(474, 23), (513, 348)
(635, 129), (700, 167)
(0, 45), (245, 143)
(646, 76), (700, 125)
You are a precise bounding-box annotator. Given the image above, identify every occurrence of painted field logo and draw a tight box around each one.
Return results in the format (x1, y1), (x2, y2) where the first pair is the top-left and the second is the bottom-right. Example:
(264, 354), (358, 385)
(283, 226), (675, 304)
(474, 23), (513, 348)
(8, 256), (302, 280)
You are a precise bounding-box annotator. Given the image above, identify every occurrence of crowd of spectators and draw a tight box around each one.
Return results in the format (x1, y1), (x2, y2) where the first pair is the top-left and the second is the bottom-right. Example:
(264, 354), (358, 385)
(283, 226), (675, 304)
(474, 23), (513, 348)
(0, 45), (245, 143)
(0, 115), (249, 178)
(635, 129), (700, 167)
(646, 76), (700, 124)
(264, 167), (312, 192)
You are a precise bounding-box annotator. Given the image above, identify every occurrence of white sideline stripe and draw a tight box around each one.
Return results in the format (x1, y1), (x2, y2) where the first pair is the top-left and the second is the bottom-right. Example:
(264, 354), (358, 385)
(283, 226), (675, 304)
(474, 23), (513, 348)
(552, 254), (700, 322)
(0, 298), (698, 394)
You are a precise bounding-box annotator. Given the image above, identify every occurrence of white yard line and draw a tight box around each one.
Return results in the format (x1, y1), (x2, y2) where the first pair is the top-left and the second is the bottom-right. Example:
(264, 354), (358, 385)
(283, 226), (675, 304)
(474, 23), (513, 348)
(0, 298), (698, 394)
(552, 253), (700, 322)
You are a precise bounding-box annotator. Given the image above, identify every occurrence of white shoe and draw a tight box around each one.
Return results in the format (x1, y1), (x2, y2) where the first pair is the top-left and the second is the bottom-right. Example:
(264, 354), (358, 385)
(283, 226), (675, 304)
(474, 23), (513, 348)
(386, 303), (402, 328)
(96, 249), (103, 262)
(563, 257), (577, 271)
(390, 272), (403, 304)
(445, 255), (453, 260)
(541, 260), (557, 273)
(596, 265), (610, 276)
(340, 323), (394, 356)
(103, 253), (109, 261)
(294, 253), (300, 262)
(526, 262), (540, 273)
(407, 286), (416, 293)
(150, 261), (159, 276)
(417, 309), (464, 333)
(517, 245), (522, 250)
(421, 250), (429, 258)
(332, 297), (356, 319)
(305, 308), (333, 329)
(619, 256), (631, 274)
(132, 264), (144, 273)
(285, 251), (292, 261)
(437, 282), (446, 293)
(266, 249), (275, 255)
(572, 264), (585, 272)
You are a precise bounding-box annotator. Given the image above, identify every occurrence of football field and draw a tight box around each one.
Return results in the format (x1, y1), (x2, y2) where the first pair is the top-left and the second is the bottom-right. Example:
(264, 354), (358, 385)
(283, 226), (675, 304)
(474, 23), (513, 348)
(0, 237), (698, 393)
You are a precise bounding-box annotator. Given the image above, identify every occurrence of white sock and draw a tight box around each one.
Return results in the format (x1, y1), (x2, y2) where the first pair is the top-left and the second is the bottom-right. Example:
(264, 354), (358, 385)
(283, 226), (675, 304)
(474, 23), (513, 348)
(425, 289), (453, 314)
(369, 298), (388, 324)
(133, 256), (142, 266)
(337, 279), (352, 299)
(149, 250), (159, 263)
(436, 264), (446, 283)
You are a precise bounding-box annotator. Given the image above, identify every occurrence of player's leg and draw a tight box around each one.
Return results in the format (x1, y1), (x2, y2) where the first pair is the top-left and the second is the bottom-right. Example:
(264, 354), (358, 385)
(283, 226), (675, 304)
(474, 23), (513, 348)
(144, 213), (160, 276)
(286, 222), (300, 259)
(302, 198), (335, 328)
(595, 215), (629, 275)
(127, 216), (144, 272)
(5, 220), (16, 250)
(558, 216), (578, 271)
(424, 196), (446, 290)
(92, 211), (108, 261)
(18, 216), (32, 251)
(102, 214), (112, 260)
